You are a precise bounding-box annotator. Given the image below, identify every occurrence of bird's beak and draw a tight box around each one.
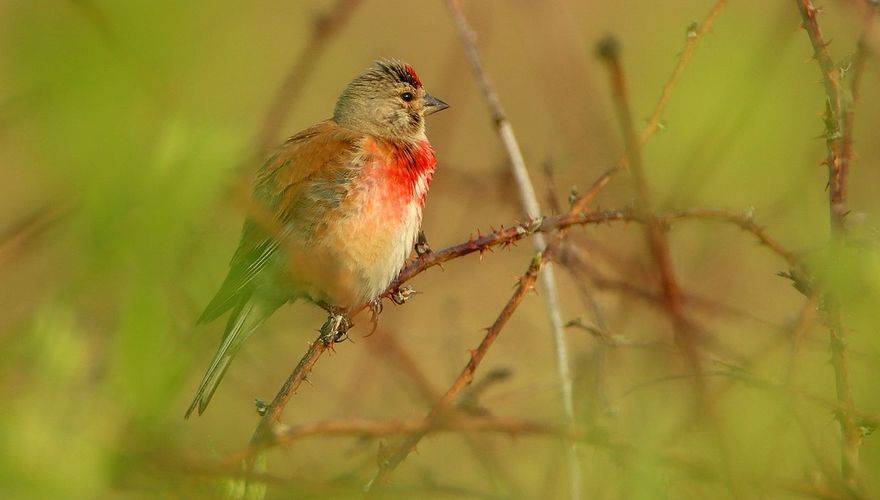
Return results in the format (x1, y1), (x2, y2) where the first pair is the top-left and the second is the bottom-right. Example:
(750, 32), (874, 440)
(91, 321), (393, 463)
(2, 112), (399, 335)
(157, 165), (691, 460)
(423, 94), (449, 116)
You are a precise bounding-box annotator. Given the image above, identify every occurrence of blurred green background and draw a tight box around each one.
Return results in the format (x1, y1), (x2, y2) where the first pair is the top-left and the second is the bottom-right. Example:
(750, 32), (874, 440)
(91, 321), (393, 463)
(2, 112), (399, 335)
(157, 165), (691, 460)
(2, 0), (879, 498)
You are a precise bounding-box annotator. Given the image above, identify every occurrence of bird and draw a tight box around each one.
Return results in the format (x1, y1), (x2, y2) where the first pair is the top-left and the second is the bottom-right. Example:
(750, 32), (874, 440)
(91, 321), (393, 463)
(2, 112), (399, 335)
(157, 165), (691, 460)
(186, 60), (448, 418)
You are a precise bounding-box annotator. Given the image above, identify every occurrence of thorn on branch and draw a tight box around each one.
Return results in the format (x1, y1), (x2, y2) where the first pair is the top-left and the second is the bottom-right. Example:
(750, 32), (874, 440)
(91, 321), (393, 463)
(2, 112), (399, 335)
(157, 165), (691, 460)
(568, 187), (580, 207)
(254, 399), (269, 416)
(778, 268), (815, 298)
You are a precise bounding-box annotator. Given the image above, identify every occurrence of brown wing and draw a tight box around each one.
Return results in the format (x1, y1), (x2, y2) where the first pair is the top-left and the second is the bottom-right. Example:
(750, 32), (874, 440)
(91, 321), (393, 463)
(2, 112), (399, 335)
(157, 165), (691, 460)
(198, 121), (365, 322)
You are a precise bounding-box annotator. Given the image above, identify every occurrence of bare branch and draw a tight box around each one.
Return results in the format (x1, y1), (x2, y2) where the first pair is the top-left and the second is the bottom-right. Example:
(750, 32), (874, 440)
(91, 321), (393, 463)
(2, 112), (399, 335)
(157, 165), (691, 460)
(794, 2), (873, 493)
(596, 35), (704, 397)
(369, 252), (548, 488)
(567, 0), (729, 217)
(441, 2), (580, 495)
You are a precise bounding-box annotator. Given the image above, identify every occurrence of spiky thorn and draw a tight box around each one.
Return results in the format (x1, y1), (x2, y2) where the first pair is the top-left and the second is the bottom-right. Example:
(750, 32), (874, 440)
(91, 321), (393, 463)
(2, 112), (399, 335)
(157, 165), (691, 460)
(254, 399), (269, 416)
(368, 249), (548, 487)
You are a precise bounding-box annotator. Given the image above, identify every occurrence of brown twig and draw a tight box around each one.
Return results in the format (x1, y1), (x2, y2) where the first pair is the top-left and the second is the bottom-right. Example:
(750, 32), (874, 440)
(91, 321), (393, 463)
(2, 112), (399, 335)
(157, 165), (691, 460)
(226, 412), (723, 486)
(391, 209), (628, 288)
(367, 329), (520, 495)
(275, 414), (570, 445)
(368, 252), (548, 488)
(640, 0), (729, 143)
(662, 208), (799, 267)
(239, 209), (620, 472)
(237, 204), (797, 482)
(561, 243), (781, 330)
(441, 2), (581, 495)
(566, 0), (729, 218)
(794, 0), (847, 232)
(245, 331), (333, 456)
(596, 36), (704, 395)
(600, 32), (750, 499)
(794, 2), (870, 494)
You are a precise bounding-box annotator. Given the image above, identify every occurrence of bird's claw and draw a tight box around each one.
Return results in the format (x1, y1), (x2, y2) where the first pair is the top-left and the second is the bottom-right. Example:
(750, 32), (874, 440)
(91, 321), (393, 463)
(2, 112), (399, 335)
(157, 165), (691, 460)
(364, 298), (383, 337)
(390, 286), (418, 305)
(369, 298), (384, 317)
(320, 312), (352, 344)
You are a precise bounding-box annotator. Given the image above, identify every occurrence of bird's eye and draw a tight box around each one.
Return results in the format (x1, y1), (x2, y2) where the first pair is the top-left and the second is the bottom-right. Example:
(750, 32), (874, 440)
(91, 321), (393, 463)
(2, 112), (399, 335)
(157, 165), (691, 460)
(401, 92), (414, 102)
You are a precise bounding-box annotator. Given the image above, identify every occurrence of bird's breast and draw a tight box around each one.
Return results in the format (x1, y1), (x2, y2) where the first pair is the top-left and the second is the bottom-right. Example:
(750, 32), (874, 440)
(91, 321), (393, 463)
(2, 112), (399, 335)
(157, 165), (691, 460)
(310, 140), (435, 305)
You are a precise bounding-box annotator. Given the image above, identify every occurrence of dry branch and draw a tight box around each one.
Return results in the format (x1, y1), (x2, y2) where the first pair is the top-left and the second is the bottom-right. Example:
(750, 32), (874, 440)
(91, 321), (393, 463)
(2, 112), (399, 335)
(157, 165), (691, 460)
(440, 2), (581, 497)
(566, 0), (729, 217)
(596, 36), (704, 396)
(794, 0), (847, 231)
(794, 2), (872, 494)
(238, 204), (797, 459)
(368, 252), (548, 488)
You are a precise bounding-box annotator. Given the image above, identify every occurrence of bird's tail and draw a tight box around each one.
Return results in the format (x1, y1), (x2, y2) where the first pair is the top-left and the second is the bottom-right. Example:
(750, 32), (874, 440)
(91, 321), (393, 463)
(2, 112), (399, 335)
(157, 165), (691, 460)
(186, 297), (274, 418)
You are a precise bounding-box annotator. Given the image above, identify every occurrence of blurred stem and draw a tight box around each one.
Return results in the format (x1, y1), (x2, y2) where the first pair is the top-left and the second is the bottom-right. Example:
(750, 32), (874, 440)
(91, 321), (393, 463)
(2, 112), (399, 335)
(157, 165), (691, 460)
(369, 253), (549, 490)
(596, 35), (705, 401)
(794, 1), (873, 494)
(567, 0), (728, 217)
(0, 204), (70, 268)
(794, 0), (847, 232)
(599, 33), (745, 499)
(441, 1), (581, 497)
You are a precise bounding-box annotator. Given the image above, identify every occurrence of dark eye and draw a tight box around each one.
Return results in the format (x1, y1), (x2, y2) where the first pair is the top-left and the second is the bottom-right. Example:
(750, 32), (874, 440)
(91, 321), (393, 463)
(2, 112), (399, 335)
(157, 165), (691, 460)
(401, 92), (414, 102)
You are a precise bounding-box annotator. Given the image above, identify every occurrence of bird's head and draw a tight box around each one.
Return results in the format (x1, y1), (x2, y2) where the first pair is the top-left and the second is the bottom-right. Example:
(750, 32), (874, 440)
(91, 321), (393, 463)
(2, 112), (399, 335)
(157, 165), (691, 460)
(333, 59), (448, 142)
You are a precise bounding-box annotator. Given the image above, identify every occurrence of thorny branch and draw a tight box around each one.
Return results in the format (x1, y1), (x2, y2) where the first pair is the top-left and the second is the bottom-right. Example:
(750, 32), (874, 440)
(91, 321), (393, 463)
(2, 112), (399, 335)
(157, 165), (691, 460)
(794, 1), (873, 495)
(596, 36), (705, 398)
(440, 1), (581, 496)
(566, 0), (729, 218)
(794, 0), (848, 232)
(239, 205), (798, 459)
(368, 252), (548, 489)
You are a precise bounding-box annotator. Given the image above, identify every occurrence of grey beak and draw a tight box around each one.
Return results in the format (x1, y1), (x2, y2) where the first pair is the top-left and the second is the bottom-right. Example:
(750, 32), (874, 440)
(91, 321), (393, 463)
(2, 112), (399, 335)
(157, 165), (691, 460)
(424, 93), (449, 115)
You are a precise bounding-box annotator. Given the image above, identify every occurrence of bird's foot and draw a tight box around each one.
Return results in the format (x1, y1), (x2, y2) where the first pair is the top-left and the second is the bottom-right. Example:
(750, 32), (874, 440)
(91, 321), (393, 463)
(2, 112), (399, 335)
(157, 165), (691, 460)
(319, 312), (352, 344)
(364, 298), (384, 337)
(368, 297), (384, 317)
(415, 229), (432, 257)
(389, 286), (418, 305)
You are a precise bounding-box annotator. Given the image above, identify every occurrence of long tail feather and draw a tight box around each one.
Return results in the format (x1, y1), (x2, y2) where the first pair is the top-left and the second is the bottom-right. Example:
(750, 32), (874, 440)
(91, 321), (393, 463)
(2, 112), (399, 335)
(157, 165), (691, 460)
(186, 297), (270, 418)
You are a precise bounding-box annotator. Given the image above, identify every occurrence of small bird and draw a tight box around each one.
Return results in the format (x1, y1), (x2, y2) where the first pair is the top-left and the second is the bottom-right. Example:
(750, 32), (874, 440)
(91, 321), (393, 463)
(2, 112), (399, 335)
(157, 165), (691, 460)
(186, 60), (448, 417)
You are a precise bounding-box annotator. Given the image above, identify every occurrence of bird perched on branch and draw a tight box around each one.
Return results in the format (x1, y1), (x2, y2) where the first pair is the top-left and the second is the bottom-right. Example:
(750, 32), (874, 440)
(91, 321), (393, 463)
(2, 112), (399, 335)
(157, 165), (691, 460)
(187, 60), (448, 417)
